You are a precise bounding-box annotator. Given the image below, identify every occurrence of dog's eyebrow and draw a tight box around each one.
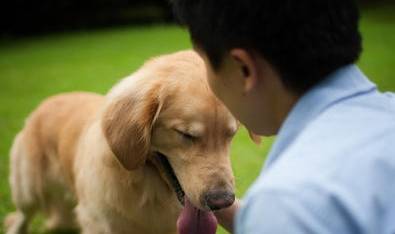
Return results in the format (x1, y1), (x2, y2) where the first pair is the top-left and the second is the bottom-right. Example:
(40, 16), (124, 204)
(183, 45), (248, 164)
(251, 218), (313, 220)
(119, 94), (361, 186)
(225, 125), (238, 137)
(227, 119), (239, 132)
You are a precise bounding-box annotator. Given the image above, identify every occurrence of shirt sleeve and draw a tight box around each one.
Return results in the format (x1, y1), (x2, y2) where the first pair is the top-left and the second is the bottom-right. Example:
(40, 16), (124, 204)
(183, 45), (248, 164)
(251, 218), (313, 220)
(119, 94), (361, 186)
(236, 188), (361, 234)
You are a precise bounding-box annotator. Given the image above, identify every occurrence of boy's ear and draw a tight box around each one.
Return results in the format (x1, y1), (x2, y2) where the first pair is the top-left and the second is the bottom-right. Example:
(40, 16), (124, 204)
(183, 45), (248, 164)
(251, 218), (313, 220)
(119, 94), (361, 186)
(229, 48), (259, 94)
(248, 130), (262, 145)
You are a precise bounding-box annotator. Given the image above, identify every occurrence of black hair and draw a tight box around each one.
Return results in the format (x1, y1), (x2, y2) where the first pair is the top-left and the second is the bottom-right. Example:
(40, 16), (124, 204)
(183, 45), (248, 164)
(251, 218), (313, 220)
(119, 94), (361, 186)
(172, 0), (362, 94)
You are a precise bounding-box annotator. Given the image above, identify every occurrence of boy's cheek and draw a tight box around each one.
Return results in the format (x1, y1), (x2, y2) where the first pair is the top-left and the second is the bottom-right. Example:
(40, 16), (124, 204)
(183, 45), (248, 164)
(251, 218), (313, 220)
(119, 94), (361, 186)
(208, 78), (231, 107)
(206, 72), (223, 99)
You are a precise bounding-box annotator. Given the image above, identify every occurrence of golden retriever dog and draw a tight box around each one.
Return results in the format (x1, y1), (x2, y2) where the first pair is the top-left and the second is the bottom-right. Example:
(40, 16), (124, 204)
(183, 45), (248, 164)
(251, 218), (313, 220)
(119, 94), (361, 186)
(4, 50), (256, 234)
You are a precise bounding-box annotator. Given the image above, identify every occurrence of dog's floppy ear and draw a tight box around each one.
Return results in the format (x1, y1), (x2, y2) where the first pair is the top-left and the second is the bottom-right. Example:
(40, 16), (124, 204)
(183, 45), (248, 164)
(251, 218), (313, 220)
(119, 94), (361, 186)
(102, 84), (162, 170)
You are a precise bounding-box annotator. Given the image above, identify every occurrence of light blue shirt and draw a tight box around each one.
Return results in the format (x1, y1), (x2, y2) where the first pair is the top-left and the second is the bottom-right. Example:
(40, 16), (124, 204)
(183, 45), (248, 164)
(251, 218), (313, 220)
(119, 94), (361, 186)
(236, 65), (395, 234)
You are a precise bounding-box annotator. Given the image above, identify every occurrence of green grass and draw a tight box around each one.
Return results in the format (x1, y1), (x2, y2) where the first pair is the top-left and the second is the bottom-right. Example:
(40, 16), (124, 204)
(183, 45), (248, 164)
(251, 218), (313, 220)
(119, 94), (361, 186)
(1, 5), (395, 233)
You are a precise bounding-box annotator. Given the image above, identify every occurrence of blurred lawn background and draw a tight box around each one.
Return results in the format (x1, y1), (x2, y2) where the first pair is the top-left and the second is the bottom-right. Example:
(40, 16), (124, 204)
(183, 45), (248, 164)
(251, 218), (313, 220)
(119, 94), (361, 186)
(0, 4), (394, 234)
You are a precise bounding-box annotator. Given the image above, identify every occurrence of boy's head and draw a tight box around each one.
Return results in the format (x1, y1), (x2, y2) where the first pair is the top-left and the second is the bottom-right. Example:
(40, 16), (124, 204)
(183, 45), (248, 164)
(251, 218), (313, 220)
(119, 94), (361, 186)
(171, 0), (362, 135)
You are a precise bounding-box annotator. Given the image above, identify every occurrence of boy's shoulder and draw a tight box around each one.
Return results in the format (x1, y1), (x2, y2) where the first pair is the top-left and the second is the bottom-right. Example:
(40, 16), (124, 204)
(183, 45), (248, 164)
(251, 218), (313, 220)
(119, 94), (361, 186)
(267, 88), (395, 185)
(240, 93), (395, 232)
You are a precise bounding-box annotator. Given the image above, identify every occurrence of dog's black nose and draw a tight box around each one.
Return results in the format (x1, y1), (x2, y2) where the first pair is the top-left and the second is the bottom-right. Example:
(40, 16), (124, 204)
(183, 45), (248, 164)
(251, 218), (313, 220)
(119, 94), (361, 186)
(204, 190), (235, 210)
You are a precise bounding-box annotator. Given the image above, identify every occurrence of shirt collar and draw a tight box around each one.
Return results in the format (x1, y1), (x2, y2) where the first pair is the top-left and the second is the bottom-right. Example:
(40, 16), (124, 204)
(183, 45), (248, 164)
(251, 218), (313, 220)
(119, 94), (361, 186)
(264, 65), (377, 167)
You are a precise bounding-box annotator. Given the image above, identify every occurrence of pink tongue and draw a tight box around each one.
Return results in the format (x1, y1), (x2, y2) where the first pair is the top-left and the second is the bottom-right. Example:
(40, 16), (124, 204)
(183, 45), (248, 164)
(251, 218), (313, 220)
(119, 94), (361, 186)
(177, 197), (217, 234)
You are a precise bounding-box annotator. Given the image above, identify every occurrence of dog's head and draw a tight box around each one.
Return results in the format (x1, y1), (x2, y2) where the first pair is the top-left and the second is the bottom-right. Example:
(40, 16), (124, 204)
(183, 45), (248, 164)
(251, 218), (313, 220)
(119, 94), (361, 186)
(102, 50), (259, 211)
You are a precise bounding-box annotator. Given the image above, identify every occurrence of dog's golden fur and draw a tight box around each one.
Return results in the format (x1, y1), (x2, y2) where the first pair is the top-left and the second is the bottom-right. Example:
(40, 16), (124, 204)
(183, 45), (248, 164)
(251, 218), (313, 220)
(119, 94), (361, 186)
(4, 51), (247, 234)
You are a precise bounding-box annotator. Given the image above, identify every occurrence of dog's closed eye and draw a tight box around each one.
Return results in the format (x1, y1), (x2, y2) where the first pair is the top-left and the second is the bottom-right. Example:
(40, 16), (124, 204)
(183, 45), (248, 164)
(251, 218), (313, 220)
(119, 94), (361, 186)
(174, 129), (198, 141)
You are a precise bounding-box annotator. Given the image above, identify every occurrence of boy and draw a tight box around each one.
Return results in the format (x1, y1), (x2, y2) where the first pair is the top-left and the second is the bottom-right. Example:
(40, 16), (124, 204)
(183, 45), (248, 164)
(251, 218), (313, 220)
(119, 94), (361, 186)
(172, 0), (395, 233)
